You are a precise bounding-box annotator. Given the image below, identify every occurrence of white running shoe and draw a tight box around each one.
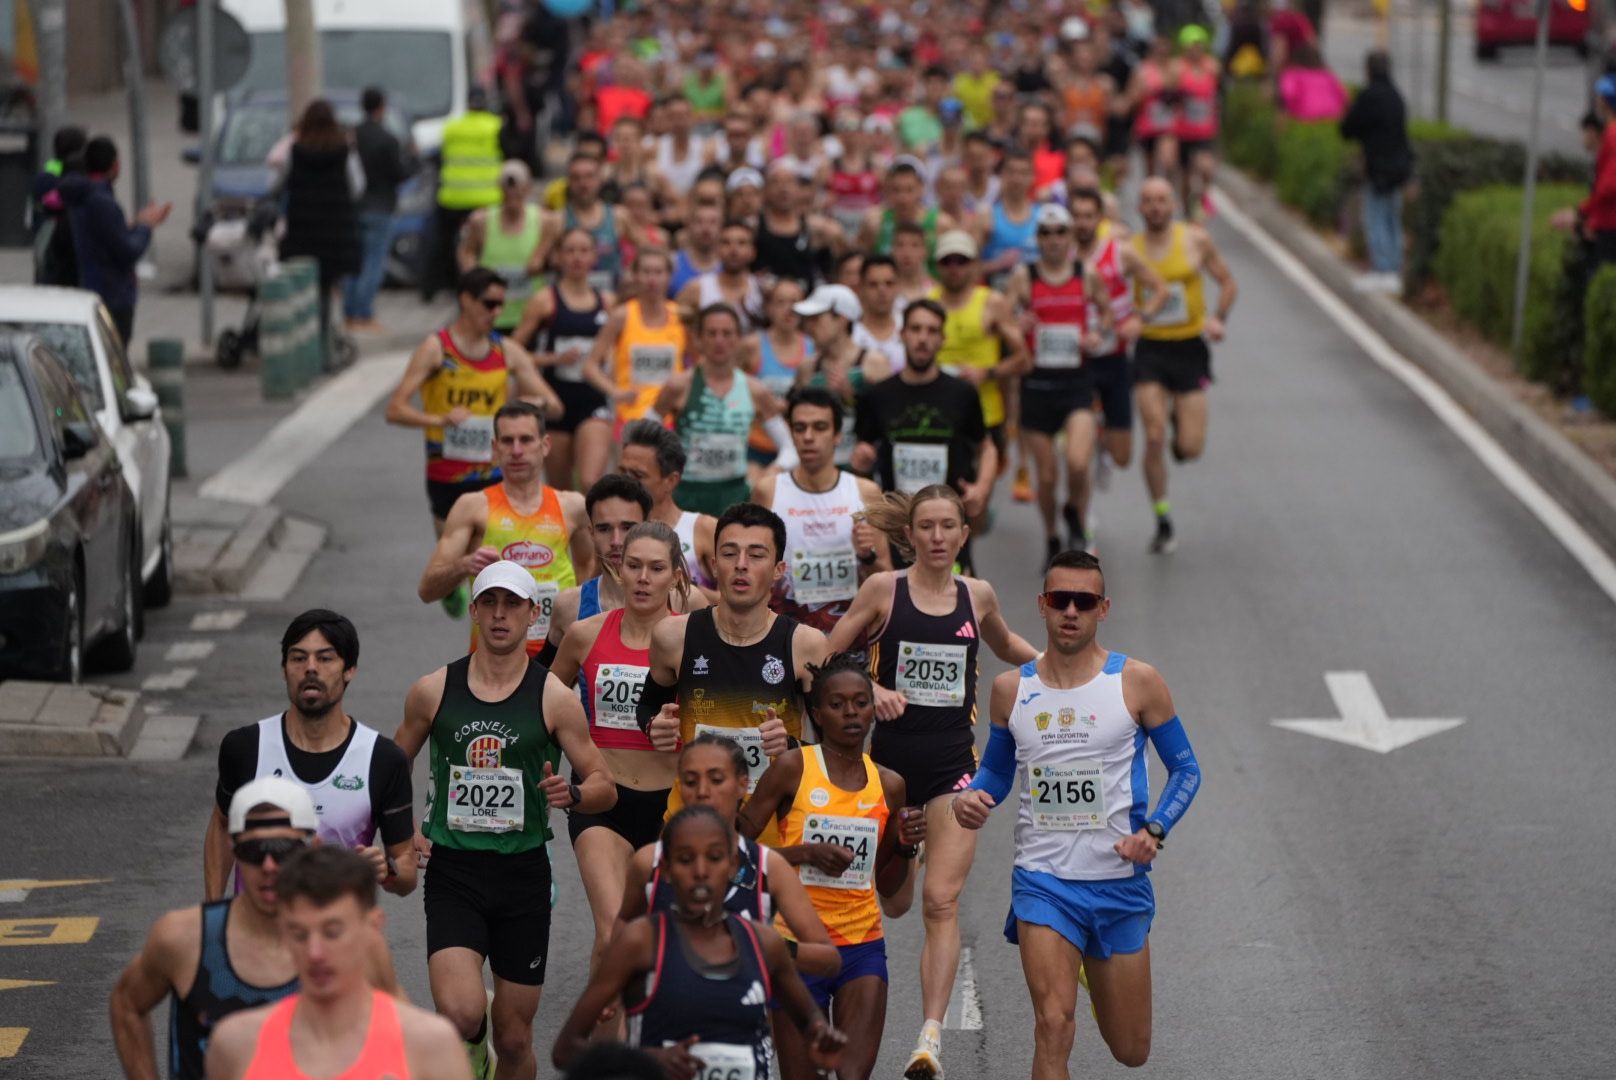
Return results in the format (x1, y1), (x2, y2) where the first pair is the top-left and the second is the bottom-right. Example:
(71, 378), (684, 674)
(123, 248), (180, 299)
(903, 1023), (945, 1080)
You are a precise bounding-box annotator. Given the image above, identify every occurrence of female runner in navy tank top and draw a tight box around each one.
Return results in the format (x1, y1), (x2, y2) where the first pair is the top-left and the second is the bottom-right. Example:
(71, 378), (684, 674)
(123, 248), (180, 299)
(553, 807), (848, 1079)
(826, 483), (1038, 1071)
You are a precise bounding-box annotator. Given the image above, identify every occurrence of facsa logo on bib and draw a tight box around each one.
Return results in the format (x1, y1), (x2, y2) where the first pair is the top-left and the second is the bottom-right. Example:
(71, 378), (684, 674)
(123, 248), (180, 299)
(467, 735), (506, 768)
(501, 540), (554, 568)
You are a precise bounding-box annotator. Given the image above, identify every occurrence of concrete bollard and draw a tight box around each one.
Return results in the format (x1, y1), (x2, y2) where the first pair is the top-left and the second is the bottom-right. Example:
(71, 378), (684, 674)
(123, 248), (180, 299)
(258, 273), (296, 401)
(282, 257), (322, 385)
(147, 339), (188, 480)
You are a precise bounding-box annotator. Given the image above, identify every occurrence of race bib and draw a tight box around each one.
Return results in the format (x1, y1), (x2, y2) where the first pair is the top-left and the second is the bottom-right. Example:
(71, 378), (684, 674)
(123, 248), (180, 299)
(441, 415), (494, 463)
(677, 1042), (756, 1080)
(799, 813), (879, 890)
(792, 545), (858, 605)
(1183, 97), (1215, 126)
(446, 765), (525, 833)
(631, 344), (678, 386)
(893, 442), (948, 495)
(684, 430), (746, 481)
(550, 336), (594, 382)
(587, 270), (617, 292)
(1029, 760), (1106, 831)
(895, 642), (968, 707)
(1035, 324), (1083, 370)
(593, 663), (648, 731)
(1088, 301), (1119, 356)
(1146, 283), (1189, 328)
(694, 723), (768, 784)
(525, 580), (561, 642)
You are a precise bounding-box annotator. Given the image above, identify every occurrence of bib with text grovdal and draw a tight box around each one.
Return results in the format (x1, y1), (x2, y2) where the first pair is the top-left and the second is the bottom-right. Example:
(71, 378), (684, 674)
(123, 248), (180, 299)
(694, 723), (769, 784)
(893, 442), (948, 495)
(1029, 760), (1106, 831)
(792, 545), (858, 605)
(895, 642), (968, 708)
(684, 431), (747, 482)
(550, 336), (594, 383)
(678, 1042), (755, 1080)
(442, 415), (495, 462)
(1146, 283), (1189, 327)
(525, 580), (561, 642)
(799, 813), (879, 890)
(1035, 324), (1083, 370)
(631, 344), (678, 386)
(594, 663), (649, 731)
(447, 765), (525, 832)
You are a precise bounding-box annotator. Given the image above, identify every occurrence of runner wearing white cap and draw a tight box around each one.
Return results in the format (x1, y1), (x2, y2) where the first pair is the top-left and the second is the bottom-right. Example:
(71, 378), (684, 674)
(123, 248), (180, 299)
(395, 559), (618, 1080)
(113, 782), (402, 1080)
(795, 283), (893, 471)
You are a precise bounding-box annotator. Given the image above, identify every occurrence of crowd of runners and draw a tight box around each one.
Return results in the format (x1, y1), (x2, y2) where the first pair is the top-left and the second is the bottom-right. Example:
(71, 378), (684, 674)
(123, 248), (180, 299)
(106, 2), (1234, 1077)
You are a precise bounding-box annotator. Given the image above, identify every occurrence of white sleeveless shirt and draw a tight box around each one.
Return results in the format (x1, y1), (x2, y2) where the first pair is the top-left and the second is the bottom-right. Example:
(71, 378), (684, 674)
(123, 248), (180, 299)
(1007, 653), (1147, 881)
(772, 470), (863, 609)
(253, 715), (379, 850)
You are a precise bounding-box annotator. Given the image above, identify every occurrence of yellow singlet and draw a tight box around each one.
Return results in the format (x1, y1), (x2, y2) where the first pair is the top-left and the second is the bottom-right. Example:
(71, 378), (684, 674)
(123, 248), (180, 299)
(931, 285), (1004, 426)
(778, 746), (888, 946)
(613, 299), (687, 426)
(1133, 222), (1207, 342)
(420, 329), (509, 485)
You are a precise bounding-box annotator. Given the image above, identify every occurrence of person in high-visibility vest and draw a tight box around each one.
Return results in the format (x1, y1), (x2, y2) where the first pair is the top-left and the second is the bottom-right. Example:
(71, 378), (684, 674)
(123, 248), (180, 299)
(423, 87), (504, 302)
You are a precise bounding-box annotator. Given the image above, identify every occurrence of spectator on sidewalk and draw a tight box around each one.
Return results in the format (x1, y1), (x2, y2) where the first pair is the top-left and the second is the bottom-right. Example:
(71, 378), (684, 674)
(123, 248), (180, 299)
(1340, 50), (1413, 293)
(31, 125), (86, 287)
(279, 99), (361, 369)
(423, 87), (503, 302)
(1555, 78), (1616, 267)
(1277, 44), (1348, 122)
(345, 87), (416, 333)
(57, 136), (172, 345)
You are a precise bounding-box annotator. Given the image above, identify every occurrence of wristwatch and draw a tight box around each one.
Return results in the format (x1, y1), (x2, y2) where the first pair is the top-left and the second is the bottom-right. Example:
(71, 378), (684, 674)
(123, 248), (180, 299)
(567, 781), (583, 808)
(1143, 821), (1166, 848)
(896, 843), (921, 859)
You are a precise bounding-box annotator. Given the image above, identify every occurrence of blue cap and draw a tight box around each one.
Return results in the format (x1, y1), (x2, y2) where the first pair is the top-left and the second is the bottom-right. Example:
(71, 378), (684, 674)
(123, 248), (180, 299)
(1598, 74), (1616, 108)
(939, 97), (965, 122)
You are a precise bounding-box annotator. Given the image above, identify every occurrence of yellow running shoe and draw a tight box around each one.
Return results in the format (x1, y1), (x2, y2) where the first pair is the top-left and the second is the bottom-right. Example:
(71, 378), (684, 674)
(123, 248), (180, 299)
(466, 989), (495, 1080)
(1012, 465), (1033, 503)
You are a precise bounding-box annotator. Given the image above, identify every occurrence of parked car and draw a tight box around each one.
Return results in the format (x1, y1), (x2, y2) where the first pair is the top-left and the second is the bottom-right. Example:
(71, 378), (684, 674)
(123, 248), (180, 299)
(0, 287), (174, 608)
(0, 333), (142, 682)
(1475, 0), (1589, 59)
(185, 88), (433, 287)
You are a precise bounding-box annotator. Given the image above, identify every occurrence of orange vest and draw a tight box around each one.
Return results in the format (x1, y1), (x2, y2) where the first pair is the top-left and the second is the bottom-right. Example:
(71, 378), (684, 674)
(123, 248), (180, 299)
(243, 991), (409, 1080)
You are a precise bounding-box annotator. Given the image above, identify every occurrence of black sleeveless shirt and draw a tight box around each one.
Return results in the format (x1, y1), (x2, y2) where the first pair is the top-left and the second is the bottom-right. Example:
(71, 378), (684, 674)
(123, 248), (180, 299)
(870, 571), (980, 740)
(752, 215), (823, 291)
(676, 607), (804, 745)
(168, 900), (297, 1079)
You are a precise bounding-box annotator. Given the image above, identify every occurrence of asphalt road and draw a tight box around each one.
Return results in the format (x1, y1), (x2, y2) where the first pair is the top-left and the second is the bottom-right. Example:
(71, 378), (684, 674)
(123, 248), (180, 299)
(5, 201), (1616, 1079)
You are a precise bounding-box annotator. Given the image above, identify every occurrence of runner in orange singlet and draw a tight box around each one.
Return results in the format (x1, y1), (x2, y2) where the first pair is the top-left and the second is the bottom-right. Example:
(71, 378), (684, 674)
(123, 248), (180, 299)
(204, 847), (469, 1080)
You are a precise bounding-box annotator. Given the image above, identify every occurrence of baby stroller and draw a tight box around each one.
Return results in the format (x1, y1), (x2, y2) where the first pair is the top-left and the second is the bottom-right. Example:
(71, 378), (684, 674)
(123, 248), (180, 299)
(208, 199), (281, 369)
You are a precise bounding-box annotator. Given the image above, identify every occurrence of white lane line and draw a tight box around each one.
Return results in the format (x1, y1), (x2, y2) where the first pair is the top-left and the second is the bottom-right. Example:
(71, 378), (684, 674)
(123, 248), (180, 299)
(164, 641), (216, 662)
(190, 609), (247, 632)
(142, 668), (198, 692)
(943, 946), (984, 1030)
(1215, 191), (1616, 606)
(198, 350), (411, 506)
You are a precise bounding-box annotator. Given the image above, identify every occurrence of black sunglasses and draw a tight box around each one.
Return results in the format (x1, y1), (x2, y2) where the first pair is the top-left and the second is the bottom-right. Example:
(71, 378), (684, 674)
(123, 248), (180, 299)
(478, 296), (505, 312)
(1037, 227), (1069, 236)
(233, 835), (308, 866)
(938, 256), (972, 267)
(1042, 590), (1104, 612)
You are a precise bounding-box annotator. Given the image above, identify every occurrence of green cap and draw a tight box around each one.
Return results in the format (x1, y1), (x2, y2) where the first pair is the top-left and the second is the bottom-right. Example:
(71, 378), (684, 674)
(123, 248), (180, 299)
(1178, 24), (1211, 47)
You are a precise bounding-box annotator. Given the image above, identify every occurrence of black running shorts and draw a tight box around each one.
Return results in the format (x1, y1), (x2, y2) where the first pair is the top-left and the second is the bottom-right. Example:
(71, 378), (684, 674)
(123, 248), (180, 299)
(1133, 337), (1213, 395)
(567, 784), (671, 850)
(424, 845), (553, 985)
(1021, 374), (1096, 436)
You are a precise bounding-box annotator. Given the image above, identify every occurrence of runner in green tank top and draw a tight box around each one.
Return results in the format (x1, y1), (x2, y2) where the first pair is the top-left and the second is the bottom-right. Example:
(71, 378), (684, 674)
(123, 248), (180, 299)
(461, 161), (545, 332)
(655, 303), (792, 516)
(394, 560), (616, 1080)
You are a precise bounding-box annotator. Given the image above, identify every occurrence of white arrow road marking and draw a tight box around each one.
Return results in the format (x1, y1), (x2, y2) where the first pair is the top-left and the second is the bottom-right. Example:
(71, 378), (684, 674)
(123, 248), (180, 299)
(1273, 672), (1465, 754)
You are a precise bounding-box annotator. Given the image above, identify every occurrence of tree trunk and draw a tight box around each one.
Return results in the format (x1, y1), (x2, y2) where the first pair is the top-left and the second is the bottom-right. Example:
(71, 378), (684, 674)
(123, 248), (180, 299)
(284, 0), (322, 126)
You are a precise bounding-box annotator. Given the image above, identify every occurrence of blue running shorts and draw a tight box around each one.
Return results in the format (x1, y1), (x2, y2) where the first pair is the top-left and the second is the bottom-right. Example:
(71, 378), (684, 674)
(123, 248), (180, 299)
(1004, 867), (1154, 959)
(799, 938), (889, 1009)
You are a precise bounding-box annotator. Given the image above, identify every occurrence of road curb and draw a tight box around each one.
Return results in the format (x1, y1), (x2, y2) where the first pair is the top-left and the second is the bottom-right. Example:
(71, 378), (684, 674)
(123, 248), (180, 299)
(1215, 165), (1616, 558)
(0, 683), (147, 757)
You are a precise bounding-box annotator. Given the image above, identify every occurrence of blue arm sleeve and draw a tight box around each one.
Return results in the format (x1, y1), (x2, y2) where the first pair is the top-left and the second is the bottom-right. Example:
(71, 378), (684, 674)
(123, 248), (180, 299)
(966, 723), (1016, 804)
(1146, 717), (1200, 836)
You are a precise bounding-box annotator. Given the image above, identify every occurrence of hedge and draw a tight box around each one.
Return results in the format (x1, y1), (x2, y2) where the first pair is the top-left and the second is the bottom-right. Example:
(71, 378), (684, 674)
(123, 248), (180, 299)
(1222, 80), (1280, 180)
(1432, 184), (1585, 385)
(1585, 265), (1616, 417)
(1274, 120), (1353, 227)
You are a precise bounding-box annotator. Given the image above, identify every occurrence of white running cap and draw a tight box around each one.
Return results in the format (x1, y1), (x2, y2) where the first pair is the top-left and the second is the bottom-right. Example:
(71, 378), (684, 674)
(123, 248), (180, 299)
(794, 283), (863, 322)
(229, 777), (318, 835)
(472, 559), (539, 604)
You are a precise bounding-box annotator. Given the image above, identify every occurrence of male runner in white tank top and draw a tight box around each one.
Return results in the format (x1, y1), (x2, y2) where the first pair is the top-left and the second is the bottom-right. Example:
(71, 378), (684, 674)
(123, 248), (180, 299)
(953, 550), (1201, 1077)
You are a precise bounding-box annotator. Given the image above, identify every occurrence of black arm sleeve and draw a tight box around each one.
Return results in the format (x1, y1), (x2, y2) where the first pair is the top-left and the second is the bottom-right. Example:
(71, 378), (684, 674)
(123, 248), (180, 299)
(635, 672), (680, 734)
(214, 726), (260, 815)
(853, 383), (882, 445)
(368, 737), (416, 848)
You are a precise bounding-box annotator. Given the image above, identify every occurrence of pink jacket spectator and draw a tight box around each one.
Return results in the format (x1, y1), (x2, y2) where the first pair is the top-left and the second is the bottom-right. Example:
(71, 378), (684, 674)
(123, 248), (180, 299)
(1279, 67), (1349, 122)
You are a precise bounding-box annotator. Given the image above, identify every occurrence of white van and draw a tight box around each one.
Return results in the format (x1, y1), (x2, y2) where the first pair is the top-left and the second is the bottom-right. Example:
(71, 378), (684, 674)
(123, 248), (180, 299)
(219, 0), (492, 152)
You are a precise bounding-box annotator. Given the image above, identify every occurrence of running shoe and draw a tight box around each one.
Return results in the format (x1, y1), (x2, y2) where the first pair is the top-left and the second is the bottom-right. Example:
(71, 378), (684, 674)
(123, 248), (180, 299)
(467, 989), (495, 1080)
(1149, 516), (1176, 555)
(1012, 465), (1033, 503)
(1046, 535), (1063, 568)
(442, 581), (469, 619)
(1094, 447), (1112, 492)
(1062, 504), (1084, 553)
(904, 1023), (945, 1080)
(1201, 192), (1216, 221)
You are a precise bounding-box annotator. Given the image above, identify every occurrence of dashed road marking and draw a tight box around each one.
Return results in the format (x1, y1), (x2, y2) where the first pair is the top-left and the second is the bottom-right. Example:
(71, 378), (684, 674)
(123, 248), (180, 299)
(0, 879), (109, 903)
(0, 979), (52, 991)
(0, 1028), (26, 1058)
(944, 946), (984, 1030)
(191, 609), (247, 632)
(142, 668), (198, 692)
(164, 641), (217, 662)
(0, 917), (100, 946)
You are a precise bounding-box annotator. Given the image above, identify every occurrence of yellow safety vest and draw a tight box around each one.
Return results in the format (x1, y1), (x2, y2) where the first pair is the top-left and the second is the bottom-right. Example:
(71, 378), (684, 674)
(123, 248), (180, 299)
(437, 111), (503, 210)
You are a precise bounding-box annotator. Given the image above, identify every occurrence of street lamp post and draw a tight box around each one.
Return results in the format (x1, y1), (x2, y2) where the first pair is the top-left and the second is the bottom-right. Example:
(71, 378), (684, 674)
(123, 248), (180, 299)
(1510, 0), (1554, 363)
